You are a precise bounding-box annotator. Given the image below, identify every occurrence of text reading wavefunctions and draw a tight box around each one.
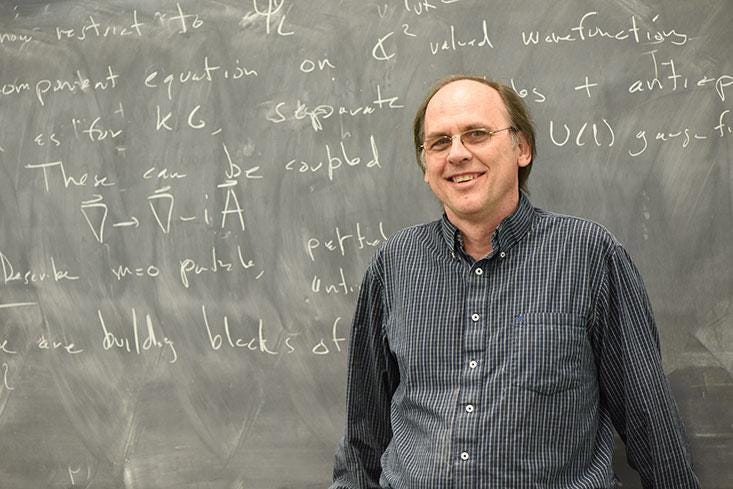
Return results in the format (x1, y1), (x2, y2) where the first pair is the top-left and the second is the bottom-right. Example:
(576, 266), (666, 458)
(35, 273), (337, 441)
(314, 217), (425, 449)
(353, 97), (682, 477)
(520, 11), (689, 47)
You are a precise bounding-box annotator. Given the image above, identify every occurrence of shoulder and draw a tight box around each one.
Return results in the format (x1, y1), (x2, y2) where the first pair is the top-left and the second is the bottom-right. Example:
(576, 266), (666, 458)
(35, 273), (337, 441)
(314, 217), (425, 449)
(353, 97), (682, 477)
(531, 207), (622, 256)
(368, 219), (442, 271)
(384, 220), (441, 249)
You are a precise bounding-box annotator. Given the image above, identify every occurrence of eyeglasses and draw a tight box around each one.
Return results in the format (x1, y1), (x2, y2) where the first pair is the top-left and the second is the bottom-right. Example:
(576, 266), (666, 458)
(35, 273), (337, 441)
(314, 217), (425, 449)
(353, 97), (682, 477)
(419, 127), (516, 156)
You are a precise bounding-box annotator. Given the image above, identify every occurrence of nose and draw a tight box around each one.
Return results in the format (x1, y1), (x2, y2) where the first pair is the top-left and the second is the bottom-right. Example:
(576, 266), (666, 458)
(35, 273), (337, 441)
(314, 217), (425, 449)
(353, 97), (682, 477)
(446, 135), (471, 164)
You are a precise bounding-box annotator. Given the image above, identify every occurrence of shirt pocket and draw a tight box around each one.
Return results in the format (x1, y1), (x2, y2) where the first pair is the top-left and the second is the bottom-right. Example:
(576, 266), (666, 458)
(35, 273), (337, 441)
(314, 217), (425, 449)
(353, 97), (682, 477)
(508, 312), (590, 395)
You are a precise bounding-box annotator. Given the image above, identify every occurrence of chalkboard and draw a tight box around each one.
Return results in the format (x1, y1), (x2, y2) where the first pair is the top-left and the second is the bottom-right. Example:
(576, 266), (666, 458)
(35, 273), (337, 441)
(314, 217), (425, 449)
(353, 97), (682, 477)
(0, 1), (731, 487)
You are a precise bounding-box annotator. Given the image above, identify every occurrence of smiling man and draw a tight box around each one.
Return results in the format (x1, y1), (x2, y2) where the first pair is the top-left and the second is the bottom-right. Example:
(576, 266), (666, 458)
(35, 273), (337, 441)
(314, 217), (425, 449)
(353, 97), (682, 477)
(331, 75), (699, 489)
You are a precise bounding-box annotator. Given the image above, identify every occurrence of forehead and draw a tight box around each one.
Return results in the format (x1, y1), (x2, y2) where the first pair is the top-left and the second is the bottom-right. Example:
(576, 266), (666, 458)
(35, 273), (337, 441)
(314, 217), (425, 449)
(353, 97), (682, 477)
(424, 80), (508, 133)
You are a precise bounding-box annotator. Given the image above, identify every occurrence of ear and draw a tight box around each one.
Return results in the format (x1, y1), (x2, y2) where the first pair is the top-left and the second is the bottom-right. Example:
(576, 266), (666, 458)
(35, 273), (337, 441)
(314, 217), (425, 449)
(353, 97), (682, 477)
(421, 155), (430, 183)
(514, 131), (532, 168)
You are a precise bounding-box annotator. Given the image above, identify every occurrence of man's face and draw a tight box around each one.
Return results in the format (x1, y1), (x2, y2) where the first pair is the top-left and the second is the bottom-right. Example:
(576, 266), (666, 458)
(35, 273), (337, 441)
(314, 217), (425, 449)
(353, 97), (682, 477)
(422, 80), (531, 225)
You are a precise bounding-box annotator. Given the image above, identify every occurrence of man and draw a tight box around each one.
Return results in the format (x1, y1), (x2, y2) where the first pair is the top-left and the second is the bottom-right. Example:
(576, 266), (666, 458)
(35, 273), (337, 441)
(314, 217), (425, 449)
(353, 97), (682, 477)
(331, 75), (699, 488)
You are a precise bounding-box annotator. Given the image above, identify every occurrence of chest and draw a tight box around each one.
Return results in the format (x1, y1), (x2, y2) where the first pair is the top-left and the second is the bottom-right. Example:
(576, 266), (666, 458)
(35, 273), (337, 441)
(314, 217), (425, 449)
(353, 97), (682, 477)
(383, 247), (599, 393)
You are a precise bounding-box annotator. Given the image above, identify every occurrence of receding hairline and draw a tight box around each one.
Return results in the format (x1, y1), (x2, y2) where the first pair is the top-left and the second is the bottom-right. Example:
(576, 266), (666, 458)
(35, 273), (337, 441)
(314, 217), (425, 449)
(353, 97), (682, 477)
(422, 79), (513, 137)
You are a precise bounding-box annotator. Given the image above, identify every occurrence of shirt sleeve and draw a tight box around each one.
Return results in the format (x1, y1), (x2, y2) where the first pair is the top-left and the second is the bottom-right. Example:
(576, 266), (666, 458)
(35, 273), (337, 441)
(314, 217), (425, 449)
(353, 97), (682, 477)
(331, 257), (400, 489)
(592, 244), (700, 489)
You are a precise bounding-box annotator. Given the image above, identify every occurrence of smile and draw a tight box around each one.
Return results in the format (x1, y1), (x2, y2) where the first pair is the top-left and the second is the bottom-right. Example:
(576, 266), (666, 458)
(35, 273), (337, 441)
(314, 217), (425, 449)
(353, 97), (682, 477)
(450, 173), (482, 183)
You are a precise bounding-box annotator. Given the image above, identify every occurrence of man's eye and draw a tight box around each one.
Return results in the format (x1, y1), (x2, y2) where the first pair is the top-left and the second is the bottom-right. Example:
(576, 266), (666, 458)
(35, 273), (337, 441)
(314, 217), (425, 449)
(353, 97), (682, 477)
(430, 137), (452, 150)
(464, 129), (490, 142)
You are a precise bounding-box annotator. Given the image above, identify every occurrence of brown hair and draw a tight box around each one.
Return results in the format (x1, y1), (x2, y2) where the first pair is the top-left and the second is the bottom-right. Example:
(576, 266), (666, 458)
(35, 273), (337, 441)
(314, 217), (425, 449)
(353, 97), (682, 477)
(413, 75), (536, 193)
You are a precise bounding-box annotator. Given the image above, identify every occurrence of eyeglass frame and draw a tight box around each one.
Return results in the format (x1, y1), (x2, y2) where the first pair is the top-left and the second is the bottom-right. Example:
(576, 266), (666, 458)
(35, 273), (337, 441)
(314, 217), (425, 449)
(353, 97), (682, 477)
(418, 126), (516, 156)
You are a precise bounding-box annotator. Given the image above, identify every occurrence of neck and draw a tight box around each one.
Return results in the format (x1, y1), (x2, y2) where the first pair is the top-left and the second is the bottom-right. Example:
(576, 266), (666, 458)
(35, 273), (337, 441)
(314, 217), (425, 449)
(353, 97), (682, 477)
(447, 193), (520, 261)
(459, 223), (495, 261)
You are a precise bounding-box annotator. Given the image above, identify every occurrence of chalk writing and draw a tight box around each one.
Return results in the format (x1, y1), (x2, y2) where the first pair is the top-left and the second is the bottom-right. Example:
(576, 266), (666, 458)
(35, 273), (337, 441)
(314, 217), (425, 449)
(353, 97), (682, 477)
(98, 308), (178, 363)
(202, 305), (287, 354)
(0, 4), (730, 487)
(0, 31), (33, 48)
(37, 335), (83, 354)
(1, 363), (13, 391)
(623, 110), (733, 157)
(154, 3), (203, 34)
(404, 0), (436, 16)
(0, 251), (79, 285)
(33, 132), (61, 147)
(24, 160), (116, 192)
(574, 76), (599, 98)
(148, 187), (175, 234)
(144, 56), (257, 101)
(306, 221), (388, 262)
(81, 195), (108, 243)
(628, 128), (710, 157)
(311, 317), (347, 355)
(510, 79), (547, 103)
(0, 65), (121, 107)
(267, 85), (404, 131)
(179, 246), (262, 289)
(0, 302), (37, 310)
(311, 267), (359, 295)
(627, 50), (733, 101)
(372, 31), (400, 61)
(111, 216), (139, 229)
(299, 57), (335, 74)
(71, 116), (123, 143)
(242, 0), (294, 36)
(222, 143), (263, 180)
(0, 339), (16, 355)
(520, 12), (688, 46)
(218, 182), (247, 231)
(56, 11), (144, 40)
(429, 19), (493, 54)
(549, 119), (615, 148)
(111, 264), (161, 281)
(285, 135), (381, 181)
(714, 109), (732, 137)
(68, 466), (91, 487)
(403, 0), (462, 16)
(142, 167), (187, 181)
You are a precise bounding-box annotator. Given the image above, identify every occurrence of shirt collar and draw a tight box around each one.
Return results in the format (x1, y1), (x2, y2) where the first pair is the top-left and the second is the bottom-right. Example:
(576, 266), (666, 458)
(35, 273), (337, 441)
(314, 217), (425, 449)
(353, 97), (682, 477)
(439, 191), (536, 257)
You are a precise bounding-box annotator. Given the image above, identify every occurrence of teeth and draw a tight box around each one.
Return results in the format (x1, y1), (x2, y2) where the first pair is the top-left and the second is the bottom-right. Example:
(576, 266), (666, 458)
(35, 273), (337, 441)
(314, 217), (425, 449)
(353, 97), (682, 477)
(452, 174), (476, 183)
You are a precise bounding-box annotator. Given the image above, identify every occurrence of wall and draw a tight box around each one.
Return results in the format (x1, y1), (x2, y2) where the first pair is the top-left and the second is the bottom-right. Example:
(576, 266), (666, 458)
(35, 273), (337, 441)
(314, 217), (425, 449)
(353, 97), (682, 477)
(0, 1), (731, 487)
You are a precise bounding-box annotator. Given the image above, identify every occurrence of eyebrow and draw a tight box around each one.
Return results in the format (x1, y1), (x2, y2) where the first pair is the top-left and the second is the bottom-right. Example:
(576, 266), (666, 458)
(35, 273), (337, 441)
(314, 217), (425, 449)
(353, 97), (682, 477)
(424, 122), (491, 139)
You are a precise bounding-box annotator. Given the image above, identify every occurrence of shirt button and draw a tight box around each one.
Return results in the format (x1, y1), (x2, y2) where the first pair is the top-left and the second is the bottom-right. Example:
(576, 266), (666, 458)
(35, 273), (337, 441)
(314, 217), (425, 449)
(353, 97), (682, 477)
(460, 451), (470, 461)
(469, 360), (478, 369)
(471, 313), (480, 322)
(474, 268), (483, 276)
(499, 251), (506, 258)
(465, 404), (474, 413)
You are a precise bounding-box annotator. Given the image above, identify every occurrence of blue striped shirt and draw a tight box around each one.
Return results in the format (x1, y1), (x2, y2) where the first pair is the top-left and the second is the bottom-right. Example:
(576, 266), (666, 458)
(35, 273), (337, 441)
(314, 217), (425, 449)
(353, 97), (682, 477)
(332, 193), (699, 489)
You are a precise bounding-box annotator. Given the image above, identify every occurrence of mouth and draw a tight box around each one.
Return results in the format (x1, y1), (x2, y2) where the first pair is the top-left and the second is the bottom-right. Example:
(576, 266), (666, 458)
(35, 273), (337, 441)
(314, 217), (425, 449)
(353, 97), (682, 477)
(448, 172), (484, 183)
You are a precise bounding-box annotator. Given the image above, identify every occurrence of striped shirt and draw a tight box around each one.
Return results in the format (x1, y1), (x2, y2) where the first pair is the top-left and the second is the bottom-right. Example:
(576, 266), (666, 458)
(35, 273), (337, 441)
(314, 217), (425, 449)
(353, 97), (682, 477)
(332, 193), (699, 489)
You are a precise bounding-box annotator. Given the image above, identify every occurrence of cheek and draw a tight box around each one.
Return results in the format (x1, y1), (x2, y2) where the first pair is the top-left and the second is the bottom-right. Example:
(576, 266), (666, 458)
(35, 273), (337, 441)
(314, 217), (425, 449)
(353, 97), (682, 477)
(424, 165), (442, 185)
